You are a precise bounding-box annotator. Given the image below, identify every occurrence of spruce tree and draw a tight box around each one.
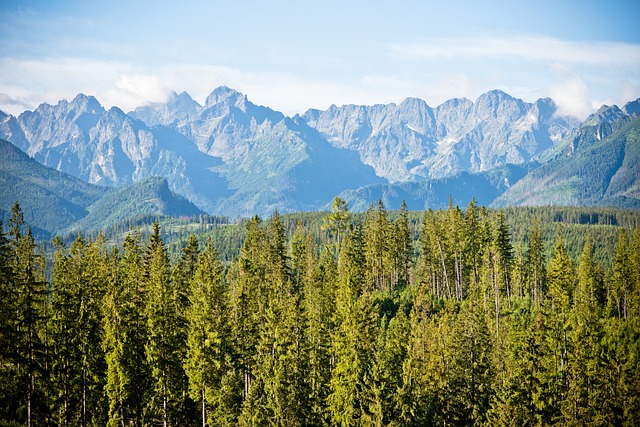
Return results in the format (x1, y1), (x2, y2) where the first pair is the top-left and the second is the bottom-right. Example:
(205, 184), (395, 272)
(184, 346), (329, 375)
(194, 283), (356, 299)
(322, 196), (350, 252)
(304, 246), (335, 427)
(0, 219), (20, 424)
(50, 234), (108, 426)
(562, 238), (603, 424)
(363, 200), (392, 292)
(328, 225), (378, 426)
(527, 217), (546, 306)
(392, 200), (413, 290)
(185, 238), (239, 427)
(609, 229), (636, 319)
(545, 228), (576, 417)
(103, 230), (151, 426)
(144, 221), (183, 427)
(228, 216), (266, 406)
(9, 204), (49, 427)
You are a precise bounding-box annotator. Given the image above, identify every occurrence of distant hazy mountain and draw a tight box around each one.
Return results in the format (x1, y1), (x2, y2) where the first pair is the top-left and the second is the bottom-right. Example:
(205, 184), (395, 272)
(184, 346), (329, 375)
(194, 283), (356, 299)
(335, 163), (533, 211)
(0, 139), (204, 235)
(303, 90), (576, 182)
(1, 87), (638, 220)
(10, 94), (230, 213)
(133, 86), (384, 216)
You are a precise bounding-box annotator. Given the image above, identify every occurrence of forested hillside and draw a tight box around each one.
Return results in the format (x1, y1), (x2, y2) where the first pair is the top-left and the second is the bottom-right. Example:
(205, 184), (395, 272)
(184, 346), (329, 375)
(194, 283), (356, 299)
(1, 200), (639, 426)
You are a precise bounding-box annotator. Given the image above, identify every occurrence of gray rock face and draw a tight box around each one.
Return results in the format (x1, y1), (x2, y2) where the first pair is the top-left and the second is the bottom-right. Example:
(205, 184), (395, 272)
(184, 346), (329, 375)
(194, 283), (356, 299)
(303, 90), (576, 182)
(3, 86), (636, 217)
(0, 110), (28, 152)
(130, 91), (201, 128)
(1, 87), (382, 216)
(6, 94), (228, 212)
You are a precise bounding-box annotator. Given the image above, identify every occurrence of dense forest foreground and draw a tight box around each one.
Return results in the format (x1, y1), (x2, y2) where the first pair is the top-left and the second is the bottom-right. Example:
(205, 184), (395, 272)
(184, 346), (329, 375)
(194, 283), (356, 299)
(1, 199), (639, 426)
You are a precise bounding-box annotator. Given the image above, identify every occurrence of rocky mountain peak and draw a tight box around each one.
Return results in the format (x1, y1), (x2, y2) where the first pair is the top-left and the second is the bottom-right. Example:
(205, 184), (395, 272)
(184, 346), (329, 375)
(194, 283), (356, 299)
(584, 104), (625, 126)
(205, 86), (246, 109)
(398, 97), (431, 111)
(105, 106), (127, 121)
(170, 91), (201, 111)
(71, 94), (104, 114)
(129, 91), (201, 128)
(623, 98), (640, 116)
(437, 97), (473, 110)
(473, 89), (525, 118)
(534, 97), (556, 115)
(476, 89), (514, 104)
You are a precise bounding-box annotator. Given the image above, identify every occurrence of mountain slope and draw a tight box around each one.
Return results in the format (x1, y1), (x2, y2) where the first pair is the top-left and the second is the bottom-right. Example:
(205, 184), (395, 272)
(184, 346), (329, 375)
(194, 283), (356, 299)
(2, 88), (638, 220)
(0, 138), (107, 233)
(536, 100), (639, 163)
(133, 87), (383, 216)
(8, 94), (231, 212)
(493, 117), (640, 208)
(0, 139), (206, 235)
(69, 176), (204, 233)
(338, 163), (532, 211)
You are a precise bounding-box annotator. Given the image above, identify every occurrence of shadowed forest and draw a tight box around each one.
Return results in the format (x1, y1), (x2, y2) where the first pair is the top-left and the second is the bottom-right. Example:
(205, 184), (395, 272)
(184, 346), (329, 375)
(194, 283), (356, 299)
(1, 199), (639, 427)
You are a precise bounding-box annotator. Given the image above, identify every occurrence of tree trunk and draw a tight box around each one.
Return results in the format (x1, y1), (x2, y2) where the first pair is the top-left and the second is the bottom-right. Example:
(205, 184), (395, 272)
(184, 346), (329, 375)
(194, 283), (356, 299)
(201, 385), (206, 427)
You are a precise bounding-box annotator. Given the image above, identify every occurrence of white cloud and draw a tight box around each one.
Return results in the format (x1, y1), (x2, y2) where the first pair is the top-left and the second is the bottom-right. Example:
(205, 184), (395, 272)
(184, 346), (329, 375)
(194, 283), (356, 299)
(620, 80), (640, 105)
(388, 35), (640, 66)
(1, 40), (639, 120)
(548, 68), (592, 119)
(103, 74), (172, 112)
(0, 58), (423, 116)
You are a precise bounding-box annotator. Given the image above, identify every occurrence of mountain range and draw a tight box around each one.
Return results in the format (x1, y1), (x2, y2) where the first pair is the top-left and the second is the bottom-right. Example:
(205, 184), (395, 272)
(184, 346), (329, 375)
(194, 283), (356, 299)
(0, 138), (203, 237)
(1, 87), (639, 234)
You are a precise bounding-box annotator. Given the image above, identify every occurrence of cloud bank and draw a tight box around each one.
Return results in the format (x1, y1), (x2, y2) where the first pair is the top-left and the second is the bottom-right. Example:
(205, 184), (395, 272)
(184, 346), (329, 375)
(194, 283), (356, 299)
(0, 35), (639, 120)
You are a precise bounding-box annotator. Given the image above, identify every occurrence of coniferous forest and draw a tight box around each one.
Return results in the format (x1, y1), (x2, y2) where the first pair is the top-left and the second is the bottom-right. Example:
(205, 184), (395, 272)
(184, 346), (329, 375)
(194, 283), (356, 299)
(1, 199), (639, 427)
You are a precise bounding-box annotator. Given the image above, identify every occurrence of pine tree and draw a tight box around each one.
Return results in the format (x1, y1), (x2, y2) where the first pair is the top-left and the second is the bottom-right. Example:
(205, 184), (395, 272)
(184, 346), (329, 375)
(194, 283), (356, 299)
(9, 203), (49, 427)
(562, 238), (603, 424)
(545, 227), (575, 417)
(0, 218), (20, 424)
(50, 234), (108, 426)
(328, 224), (379, 426)
(392, 200), (413, 291)
(322, 196), (350, 252)
(527, 217), (546, 306)
(229, 216), (266, 406)
(364, 200), (392, 292)
(144, 221), (184, 427)
(185, 238), (239, 427)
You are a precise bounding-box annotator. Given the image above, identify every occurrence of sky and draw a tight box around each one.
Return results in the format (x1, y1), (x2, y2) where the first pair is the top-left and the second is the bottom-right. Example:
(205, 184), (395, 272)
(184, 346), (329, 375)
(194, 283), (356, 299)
(1, 0), (639, 119)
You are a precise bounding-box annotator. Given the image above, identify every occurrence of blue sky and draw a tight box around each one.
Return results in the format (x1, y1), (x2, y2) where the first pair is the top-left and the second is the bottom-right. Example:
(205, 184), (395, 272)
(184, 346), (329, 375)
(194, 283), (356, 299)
(1, 0), (639, 119)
